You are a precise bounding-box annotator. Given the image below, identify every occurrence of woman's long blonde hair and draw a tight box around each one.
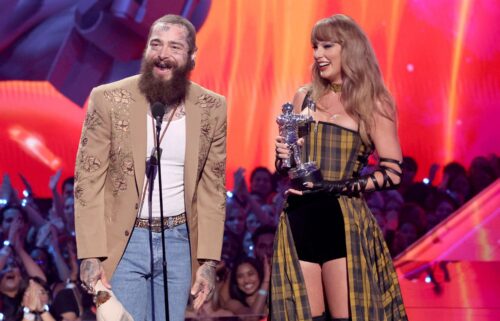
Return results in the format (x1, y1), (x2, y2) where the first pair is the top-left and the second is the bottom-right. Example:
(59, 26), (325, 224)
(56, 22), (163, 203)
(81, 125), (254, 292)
(310, 14), (396, 146)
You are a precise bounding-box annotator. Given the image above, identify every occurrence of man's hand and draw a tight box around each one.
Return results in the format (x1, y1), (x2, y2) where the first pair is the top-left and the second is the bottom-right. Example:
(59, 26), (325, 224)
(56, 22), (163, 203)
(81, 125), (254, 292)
(190, 260), (217, 311)
(80, 258), (111, 294)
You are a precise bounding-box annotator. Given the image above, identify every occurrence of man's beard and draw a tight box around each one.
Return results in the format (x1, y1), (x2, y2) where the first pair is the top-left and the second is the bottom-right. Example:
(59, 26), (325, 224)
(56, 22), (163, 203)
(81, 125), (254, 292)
(138, 57), (192, 106)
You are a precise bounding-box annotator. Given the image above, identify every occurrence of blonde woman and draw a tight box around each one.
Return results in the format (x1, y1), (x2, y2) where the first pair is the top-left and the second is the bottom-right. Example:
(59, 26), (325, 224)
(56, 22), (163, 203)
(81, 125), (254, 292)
(271, 14), (408, 321)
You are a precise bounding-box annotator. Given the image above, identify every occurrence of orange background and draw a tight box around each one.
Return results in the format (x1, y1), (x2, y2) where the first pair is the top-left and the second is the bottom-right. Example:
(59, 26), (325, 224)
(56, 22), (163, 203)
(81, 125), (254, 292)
(1, 0), (499, 197)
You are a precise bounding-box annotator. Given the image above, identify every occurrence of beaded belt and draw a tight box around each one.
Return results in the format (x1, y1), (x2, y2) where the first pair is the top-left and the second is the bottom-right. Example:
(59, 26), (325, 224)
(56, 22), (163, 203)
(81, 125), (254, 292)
(135, 213), (186, 232)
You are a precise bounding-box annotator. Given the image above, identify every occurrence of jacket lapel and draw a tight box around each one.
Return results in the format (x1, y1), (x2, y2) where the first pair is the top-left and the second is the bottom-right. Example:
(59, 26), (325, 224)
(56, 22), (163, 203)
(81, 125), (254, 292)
(129, 79), (148, 197)
(184, 83), (202, 213)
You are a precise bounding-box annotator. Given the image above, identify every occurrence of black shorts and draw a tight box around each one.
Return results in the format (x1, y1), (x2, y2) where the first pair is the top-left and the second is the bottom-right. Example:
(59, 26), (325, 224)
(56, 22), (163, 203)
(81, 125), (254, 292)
(286, 192), (347, 265)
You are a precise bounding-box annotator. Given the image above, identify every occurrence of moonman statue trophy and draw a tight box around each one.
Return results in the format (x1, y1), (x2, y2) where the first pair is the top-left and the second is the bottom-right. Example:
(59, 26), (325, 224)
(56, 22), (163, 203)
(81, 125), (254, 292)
(276, 102), (323, 190)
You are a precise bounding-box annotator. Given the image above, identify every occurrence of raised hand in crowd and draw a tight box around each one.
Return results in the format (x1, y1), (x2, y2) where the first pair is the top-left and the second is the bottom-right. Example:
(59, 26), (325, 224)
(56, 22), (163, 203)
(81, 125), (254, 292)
(17, 174), (46, 228)
(233, 167), (249, 202)
(48, 169), (67, 227)
(47, 206), (65, 234)
(10, 216), (47, 283)
(44, 224), (72, 283)
(232, 168), (276, 227)
(21, 279), (55, 321)
(427, 163), (440, 185)
(66, 241), (79, 283)
(48, 169), (62, 193)
(1, 173), (20, 206)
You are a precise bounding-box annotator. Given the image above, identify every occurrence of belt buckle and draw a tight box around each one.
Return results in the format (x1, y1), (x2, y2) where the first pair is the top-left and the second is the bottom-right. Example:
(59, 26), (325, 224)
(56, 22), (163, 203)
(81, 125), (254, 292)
(166, 217), (174, 229)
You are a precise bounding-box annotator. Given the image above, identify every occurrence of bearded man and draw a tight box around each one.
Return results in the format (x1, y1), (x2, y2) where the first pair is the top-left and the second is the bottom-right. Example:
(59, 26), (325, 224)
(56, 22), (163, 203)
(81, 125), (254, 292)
(74, 14), (227, 321)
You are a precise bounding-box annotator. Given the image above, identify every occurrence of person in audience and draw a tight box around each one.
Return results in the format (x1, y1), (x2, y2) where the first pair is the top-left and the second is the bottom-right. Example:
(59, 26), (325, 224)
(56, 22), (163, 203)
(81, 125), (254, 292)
(225, 198), (247, 238)
(439, 162), (471, 205)
(0, 260), (24, 321)
(391, 222), (418, 256)
(399, 156), (418, 194)
(398, 203), (427, 238)
(1, 205), (26, 242)
(242, 211), (262, 257)
(252, 225), (276, 263)
(426, 192), (458, 229)
(468, 156), (497, 196)
(61, 177), (75, 202)
(21, 278), (55, 321)
(224, 256), (270, 317)
(232, 167), (277, 227)
(249, 167), (275, 205)
(51, 286), (82, 321)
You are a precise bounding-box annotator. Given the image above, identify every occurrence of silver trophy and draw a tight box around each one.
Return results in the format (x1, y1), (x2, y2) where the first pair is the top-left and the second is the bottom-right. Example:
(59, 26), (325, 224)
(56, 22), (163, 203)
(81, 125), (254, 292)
(276, 102), (323, 190)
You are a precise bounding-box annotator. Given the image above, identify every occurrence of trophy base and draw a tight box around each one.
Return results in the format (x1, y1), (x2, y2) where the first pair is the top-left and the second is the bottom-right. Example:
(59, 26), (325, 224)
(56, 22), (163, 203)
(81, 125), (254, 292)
(289, 162), (323, 190)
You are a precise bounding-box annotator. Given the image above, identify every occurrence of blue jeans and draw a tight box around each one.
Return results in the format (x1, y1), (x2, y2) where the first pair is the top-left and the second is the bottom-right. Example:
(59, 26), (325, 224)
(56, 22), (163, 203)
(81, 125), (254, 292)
(111, 224), (191, 321)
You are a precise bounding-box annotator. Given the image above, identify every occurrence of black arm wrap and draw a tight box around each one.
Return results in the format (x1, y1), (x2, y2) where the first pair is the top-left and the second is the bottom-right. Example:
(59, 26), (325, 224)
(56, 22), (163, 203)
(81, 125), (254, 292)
(304, 157), (403, 196)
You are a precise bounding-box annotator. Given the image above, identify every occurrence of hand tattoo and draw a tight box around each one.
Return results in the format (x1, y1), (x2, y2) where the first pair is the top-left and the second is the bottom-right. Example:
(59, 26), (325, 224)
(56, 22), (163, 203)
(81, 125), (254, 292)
(199, 262), (216, 296)
(80, 258), (101, 293)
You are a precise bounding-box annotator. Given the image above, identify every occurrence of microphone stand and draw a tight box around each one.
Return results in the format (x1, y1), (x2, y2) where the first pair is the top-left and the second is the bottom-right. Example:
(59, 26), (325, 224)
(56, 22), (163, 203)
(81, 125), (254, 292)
(147, 155), (156, 321)
(154, 115), (170, 321)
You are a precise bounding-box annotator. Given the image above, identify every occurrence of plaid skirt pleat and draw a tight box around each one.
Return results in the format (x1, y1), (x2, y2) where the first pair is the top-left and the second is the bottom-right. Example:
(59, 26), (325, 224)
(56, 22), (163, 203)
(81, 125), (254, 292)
(340, 197), (408, 321)
(269, 213), (312, 321)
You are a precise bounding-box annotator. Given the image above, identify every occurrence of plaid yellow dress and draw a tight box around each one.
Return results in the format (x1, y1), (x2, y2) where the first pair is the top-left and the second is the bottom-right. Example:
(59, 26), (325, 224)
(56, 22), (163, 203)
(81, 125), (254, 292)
(269, 121), (407, 321)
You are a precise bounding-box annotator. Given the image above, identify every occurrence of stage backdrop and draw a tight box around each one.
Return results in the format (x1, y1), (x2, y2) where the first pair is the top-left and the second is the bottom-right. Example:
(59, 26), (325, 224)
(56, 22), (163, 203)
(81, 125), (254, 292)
(1, 0), (499, 197)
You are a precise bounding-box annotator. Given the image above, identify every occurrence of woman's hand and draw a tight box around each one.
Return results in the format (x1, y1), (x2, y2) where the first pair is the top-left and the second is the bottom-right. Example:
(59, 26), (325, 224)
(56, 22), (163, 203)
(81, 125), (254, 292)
(275, 136), (290, 160)
(275, 136), (305, 159)
(285, 182), (315, 196)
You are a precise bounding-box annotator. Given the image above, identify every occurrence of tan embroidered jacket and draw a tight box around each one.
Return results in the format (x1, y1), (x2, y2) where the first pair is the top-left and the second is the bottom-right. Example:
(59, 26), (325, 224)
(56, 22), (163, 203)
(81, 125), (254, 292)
(74, 75), (227, 280)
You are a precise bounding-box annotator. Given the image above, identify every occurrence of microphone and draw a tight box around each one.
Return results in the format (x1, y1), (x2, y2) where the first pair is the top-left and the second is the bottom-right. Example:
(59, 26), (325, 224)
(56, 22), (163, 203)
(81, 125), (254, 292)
(151, 102), (166, 130)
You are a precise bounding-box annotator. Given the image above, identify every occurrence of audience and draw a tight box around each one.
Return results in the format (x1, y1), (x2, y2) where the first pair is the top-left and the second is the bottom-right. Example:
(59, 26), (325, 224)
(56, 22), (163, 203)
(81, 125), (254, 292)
(1, 153), (498, 320)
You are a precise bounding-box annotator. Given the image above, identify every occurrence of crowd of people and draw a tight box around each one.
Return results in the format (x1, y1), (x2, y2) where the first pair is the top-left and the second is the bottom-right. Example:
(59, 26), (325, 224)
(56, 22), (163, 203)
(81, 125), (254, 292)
(0, 153), (498, 320)
(0, 171), (94, 321)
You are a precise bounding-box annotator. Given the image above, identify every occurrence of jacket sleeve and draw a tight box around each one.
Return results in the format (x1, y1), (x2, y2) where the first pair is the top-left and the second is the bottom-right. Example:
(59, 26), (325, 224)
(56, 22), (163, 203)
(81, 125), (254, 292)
(74, 89), (111, 260)
(195, 97), (227, 261)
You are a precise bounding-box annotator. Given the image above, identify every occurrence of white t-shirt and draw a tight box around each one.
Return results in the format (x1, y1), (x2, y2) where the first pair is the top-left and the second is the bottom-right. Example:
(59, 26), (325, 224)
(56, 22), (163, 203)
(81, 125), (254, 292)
(138, 112), (186, 218)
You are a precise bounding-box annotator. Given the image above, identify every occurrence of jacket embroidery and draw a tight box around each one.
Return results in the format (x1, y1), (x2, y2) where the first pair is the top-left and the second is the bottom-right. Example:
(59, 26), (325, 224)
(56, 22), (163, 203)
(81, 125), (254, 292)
(105, 88), (135, 196)
(196, 94), (221, 175)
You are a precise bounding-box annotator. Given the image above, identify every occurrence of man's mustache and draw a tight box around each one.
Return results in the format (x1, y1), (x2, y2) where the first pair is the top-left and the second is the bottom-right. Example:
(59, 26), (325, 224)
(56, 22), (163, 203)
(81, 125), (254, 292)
(152, 57), (178, 70)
